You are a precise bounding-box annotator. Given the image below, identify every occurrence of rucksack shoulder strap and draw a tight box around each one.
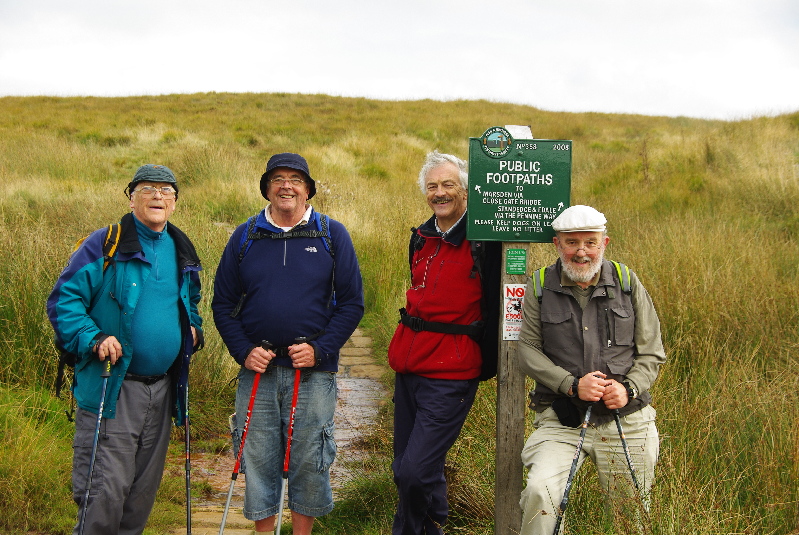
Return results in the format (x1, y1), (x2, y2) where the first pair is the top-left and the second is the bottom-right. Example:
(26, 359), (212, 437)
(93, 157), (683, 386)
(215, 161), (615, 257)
(532, 266), (546, 302)
(470, 240), (486, 279)
(408, 228), (424, 273)
(102, 223), (121, 271)
(610, 260), (631, 293)
(237, 215), (259, 264)
(319, 214), (334, 257)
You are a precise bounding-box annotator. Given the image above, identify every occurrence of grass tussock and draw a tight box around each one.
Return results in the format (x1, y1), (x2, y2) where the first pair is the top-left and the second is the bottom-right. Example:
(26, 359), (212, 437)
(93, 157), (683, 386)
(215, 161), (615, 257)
(1, 93), (798, 534)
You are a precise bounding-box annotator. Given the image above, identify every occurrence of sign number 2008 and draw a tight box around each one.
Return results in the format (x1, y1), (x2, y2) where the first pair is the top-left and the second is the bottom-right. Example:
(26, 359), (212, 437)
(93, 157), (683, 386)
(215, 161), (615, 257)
(552, 143), (570, 150)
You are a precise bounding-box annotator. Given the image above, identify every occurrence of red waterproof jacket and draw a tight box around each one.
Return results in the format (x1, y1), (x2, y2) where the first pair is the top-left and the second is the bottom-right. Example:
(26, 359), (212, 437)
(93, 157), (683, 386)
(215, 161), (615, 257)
(388, 217), (486, 380)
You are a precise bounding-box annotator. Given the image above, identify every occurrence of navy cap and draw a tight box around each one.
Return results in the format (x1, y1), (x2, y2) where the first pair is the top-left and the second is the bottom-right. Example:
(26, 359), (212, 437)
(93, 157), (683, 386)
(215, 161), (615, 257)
(259, 153), (316, 200)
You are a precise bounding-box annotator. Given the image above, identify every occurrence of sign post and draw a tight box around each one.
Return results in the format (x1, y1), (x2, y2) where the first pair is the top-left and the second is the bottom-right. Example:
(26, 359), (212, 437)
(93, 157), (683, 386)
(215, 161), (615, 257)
(467, 126), (571, 535)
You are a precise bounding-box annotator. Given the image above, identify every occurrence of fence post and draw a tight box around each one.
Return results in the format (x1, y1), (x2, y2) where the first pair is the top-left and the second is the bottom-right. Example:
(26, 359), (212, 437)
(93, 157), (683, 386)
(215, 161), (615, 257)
(494, 242), (527, 535)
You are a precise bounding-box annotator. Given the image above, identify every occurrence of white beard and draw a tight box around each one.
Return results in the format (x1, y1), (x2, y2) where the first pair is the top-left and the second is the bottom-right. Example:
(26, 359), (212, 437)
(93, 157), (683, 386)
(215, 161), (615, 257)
(559, 250), (604, 284)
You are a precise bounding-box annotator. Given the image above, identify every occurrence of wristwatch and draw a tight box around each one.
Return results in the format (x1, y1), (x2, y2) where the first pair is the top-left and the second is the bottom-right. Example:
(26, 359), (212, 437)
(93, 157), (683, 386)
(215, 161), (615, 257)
(569, 377), (580, 398)
(622, 381), (638, 400)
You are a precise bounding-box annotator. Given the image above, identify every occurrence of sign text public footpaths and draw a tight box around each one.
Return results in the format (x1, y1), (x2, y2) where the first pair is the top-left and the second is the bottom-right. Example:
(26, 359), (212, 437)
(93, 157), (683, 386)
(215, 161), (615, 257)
(467, 130), (572, 243)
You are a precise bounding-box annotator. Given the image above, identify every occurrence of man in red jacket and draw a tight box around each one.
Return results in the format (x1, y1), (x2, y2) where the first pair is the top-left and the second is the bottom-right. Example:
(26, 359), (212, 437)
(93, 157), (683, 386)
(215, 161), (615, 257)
(388, 151), (500, 535)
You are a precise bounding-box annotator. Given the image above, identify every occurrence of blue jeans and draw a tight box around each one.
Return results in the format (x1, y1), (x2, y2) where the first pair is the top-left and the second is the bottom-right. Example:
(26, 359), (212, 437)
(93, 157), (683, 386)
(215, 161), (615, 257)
(392, 373), (479, 535)
(235, 366), (337, 520)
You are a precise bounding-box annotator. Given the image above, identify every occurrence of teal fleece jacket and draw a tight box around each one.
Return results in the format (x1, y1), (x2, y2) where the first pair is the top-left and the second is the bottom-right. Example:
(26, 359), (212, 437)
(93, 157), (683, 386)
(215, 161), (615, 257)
(47, 212), (203, 422)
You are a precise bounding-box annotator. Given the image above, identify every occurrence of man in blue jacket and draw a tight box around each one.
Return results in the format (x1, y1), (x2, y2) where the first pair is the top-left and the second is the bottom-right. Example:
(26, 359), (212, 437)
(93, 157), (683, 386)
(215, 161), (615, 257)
(212, 153), (364, 535)
(47, 164), (203, 534)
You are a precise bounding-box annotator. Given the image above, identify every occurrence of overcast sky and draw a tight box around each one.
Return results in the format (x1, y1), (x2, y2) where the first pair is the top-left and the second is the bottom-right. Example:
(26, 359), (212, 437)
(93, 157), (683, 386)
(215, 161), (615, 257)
(1, 0), (797, 120)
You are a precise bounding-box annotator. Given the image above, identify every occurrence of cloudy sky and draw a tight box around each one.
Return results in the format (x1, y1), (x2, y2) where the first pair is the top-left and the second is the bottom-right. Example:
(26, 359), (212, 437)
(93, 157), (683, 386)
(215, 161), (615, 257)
(1, 0), (797, 120)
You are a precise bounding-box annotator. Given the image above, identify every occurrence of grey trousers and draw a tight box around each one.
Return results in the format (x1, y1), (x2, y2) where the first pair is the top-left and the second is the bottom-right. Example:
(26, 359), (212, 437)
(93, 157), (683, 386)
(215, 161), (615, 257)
(72, 375), (173, 535)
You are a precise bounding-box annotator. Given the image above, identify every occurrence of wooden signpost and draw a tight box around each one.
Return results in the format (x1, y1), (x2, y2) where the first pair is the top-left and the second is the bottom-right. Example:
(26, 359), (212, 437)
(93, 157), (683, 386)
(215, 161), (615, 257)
(467, 126), (572, 534)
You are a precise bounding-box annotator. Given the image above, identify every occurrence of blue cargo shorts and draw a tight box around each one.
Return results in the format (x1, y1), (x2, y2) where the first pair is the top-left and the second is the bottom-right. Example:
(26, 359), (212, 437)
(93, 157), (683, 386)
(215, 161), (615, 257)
(234, 365), (338, 520)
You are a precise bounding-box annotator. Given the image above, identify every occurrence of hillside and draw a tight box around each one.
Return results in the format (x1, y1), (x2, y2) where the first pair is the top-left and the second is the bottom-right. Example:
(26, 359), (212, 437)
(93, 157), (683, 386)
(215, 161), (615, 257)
(1, 93), (798, 534)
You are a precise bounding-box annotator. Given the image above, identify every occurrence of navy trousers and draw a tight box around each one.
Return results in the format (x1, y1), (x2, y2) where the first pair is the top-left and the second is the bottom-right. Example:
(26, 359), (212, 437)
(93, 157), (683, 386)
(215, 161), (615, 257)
(392, 373), (479, 535)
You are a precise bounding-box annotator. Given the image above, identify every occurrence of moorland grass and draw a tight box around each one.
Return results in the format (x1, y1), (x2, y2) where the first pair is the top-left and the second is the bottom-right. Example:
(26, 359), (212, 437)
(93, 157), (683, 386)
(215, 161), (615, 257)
(0, 93), (798, 534)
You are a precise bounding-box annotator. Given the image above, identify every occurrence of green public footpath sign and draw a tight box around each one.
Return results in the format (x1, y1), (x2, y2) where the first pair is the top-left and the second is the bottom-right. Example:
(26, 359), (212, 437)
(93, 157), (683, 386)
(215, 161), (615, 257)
(467, 127), (572, 242)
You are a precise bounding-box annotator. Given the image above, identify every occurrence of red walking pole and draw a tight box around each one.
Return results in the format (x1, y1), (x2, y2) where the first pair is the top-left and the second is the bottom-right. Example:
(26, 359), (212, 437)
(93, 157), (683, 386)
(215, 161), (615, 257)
(276, 338), (305, 535)
(219, 341), (271, 535)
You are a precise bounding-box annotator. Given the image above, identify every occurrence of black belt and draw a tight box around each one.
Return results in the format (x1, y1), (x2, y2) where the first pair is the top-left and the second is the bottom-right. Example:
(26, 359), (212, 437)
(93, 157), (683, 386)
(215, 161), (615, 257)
(125, 372), (168, 385)
(399, 308), (485, 339)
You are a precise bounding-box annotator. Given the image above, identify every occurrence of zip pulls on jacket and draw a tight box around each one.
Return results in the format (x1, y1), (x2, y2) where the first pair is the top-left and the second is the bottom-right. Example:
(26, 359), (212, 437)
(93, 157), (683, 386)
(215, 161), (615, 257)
(410, 238), (441, 291)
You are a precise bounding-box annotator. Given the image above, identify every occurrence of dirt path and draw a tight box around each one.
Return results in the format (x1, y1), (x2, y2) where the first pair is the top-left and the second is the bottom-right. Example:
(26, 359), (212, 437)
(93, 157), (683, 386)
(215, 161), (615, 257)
(169, 328), (387, 535)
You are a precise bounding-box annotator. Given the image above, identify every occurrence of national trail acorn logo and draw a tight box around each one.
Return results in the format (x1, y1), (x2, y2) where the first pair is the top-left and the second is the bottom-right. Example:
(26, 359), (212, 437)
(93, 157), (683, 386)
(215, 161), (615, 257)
(480, 126), (514, 158)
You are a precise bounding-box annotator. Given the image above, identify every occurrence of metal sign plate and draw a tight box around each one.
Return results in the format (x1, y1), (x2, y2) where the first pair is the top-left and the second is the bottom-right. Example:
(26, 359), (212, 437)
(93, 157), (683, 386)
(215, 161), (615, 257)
(467, 128), (572, 242)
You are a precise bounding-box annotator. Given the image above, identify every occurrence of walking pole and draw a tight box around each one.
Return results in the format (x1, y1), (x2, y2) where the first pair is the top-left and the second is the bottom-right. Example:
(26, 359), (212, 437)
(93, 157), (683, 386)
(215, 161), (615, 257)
(184, 376), (192, 535)
(77, 359), (112, 535)
(612, 409), (641, 494)
(552, 403), (593, 535)
(276, 337), (305, 535)
(219, 341), (271, 535)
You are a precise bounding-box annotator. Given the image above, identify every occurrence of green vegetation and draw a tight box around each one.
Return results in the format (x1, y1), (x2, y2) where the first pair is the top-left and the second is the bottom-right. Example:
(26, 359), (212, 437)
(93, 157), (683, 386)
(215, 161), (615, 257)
(1, 93), (798, 534)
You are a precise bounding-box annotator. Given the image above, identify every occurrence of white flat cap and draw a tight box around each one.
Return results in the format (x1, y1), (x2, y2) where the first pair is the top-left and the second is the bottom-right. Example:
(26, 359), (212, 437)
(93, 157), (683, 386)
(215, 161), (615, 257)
(551, 205), (607, 232)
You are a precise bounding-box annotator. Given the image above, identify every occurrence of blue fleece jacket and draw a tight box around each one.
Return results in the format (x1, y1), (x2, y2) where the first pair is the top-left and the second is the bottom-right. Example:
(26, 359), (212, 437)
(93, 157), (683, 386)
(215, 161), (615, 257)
(212, 208), (364, 370)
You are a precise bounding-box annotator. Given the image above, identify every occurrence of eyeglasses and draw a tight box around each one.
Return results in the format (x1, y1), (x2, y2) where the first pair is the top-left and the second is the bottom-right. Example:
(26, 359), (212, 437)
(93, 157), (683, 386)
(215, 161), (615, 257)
(559, 240), (602, 252)
(135, 186), (177, 198)
(269, 177), (306, 187)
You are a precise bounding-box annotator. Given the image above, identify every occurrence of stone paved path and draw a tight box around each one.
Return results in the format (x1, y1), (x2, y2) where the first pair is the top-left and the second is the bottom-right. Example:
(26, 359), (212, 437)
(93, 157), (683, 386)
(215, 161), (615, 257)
(170, 327), (386, 535)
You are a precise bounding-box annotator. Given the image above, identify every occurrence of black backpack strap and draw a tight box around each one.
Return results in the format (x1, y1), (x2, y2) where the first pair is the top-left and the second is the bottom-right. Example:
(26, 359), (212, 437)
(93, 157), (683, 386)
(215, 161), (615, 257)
(470, 240), (486, 279)
(102, 223), (121, 271)
(398, 308), (485, 340)
(237, 215), (259, 264)
(320, 215), (336, 307)
(408, 228), (424, 277)
(231, 215), (259, 318)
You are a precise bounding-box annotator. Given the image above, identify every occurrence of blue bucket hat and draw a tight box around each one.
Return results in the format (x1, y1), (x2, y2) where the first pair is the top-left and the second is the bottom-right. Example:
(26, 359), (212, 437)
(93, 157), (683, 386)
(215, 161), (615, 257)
(259, 153), (316, 200)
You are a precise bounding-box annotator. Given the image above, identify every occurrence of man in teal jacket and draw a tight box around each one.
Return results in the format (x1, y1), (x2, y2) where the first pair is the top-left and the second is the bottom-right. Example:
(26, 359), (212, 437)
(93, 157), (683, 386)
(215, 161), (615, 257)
(47, 164), (203, 535)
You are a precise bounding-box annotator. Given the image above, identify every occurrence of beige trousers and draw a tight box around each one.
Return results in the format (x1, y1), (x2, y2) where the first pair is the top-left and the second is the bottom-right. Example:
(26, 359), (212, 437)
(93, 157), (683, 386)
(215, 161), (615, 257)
(519, 404), (659, 535)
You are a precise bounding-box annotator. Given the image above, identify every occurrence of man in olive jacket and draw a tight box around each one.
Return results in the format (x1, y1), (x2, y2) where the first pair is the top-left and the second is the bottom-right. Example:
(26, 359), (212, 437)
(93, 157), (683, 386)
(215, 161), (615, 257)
(517, 205), (666, 535)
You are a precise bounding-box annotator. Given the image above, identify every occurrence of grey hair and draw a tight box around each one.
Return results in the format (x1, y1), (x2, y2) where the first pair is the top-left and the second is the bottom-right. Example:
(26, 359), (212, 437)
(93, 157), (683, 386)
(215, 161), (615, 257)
(417, 150), (468, 193)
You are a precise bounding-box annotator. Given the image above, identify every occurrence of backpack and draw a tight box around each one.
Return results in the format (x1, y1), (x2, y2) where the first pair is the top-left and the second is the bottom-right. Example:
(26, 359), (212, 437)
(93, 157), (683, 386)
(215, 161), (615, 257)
(229, 212), (337, 318)
(54, 223), (121, 404)
(531, 260), (631, 302)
